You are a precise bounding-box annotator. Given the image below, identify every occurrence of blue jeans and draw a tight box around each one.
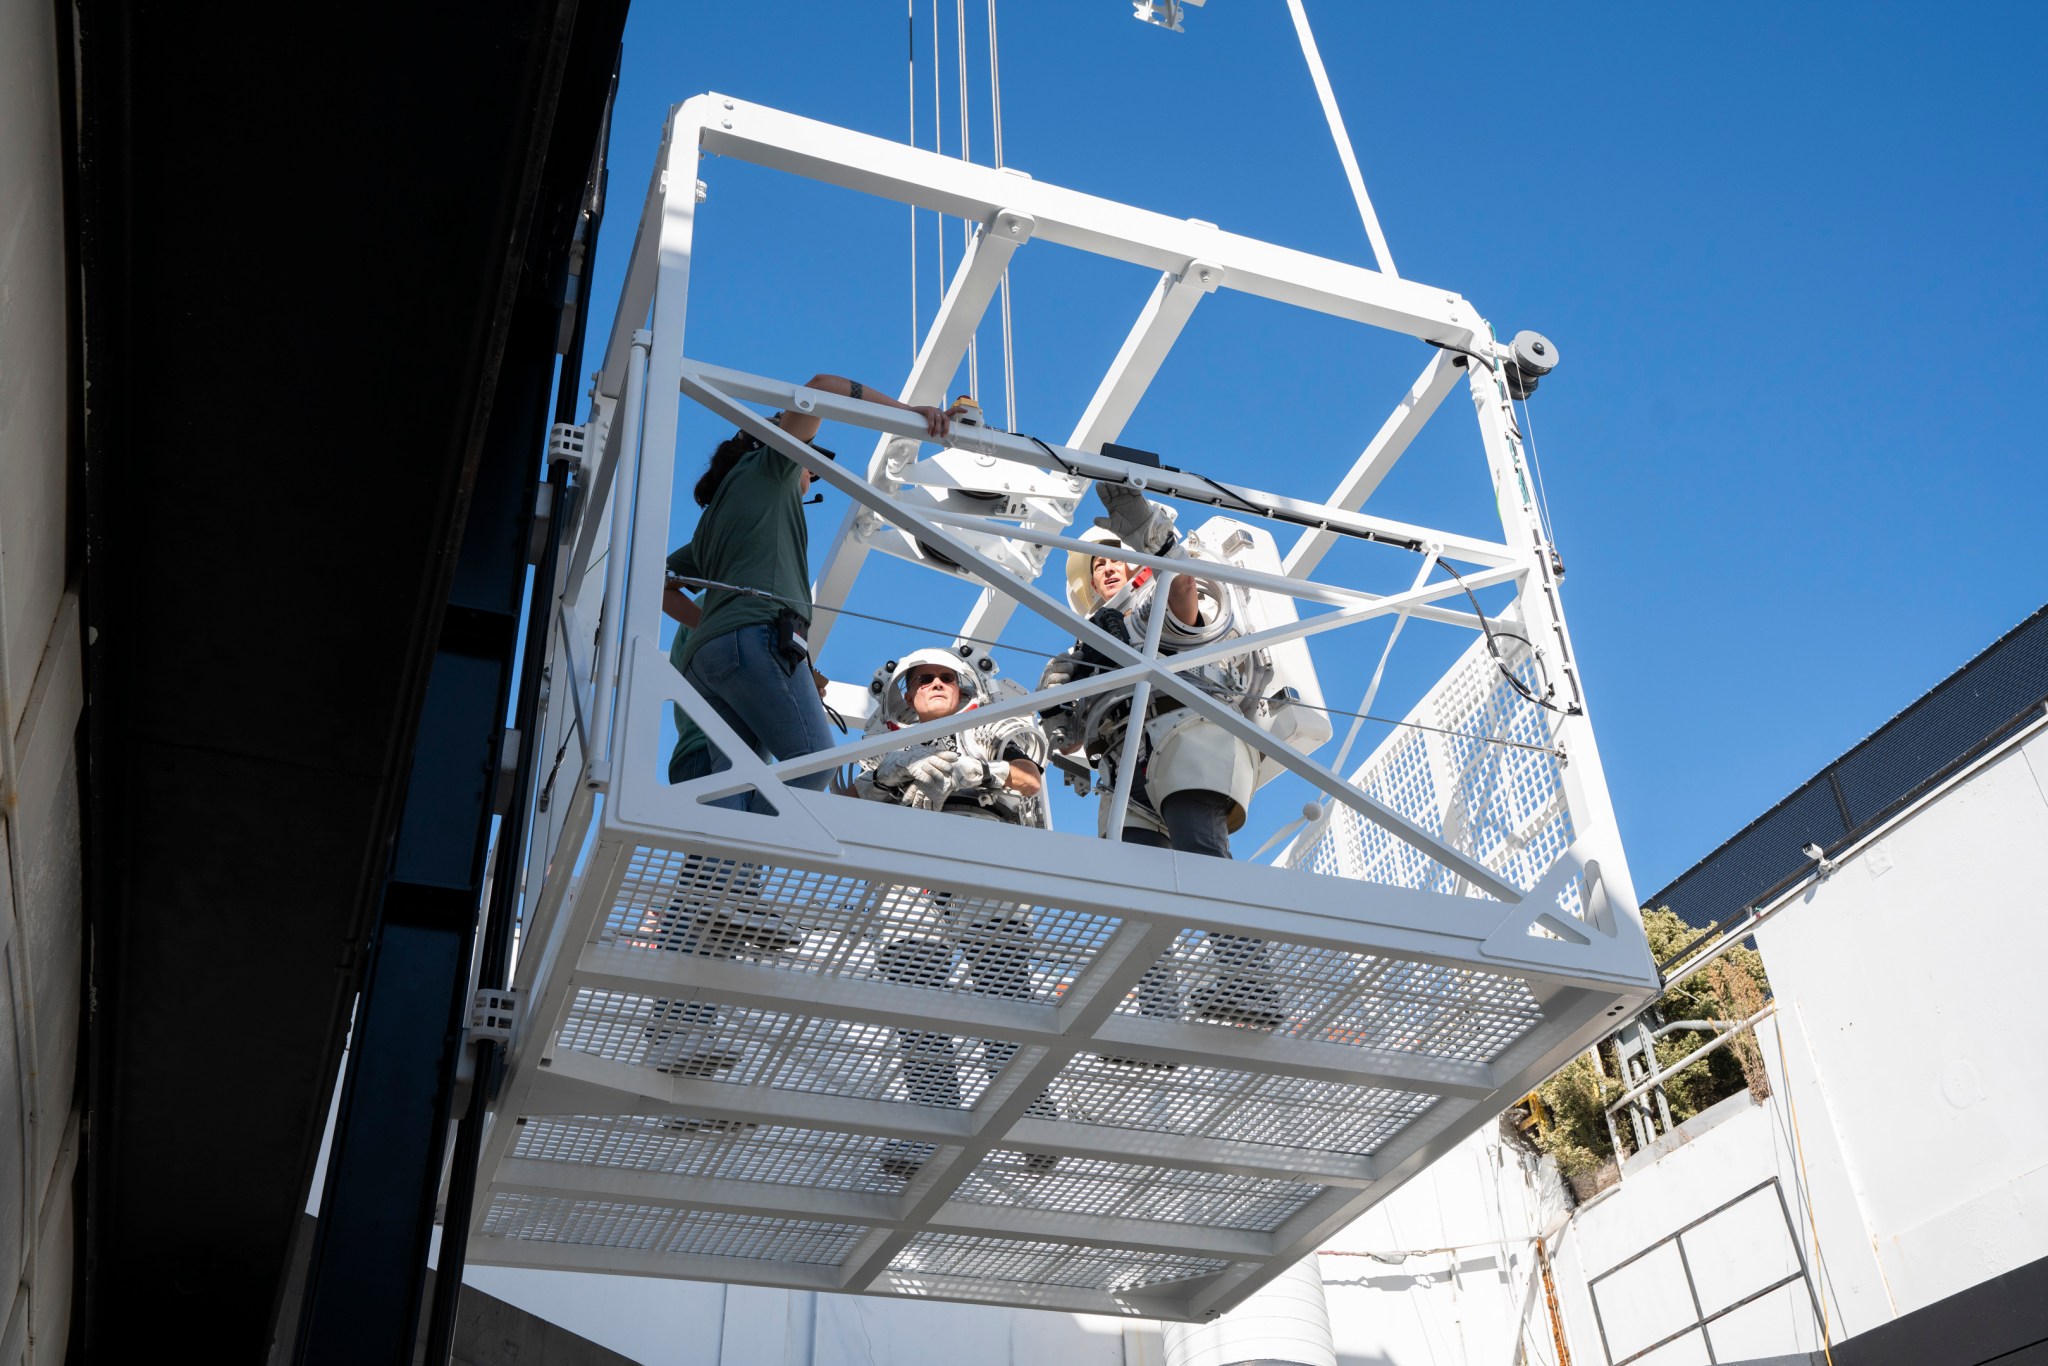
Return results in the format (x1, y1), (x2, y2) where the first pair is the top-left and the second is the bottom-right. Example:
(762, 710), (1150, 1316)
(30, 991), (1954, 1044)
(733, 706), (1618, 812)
(682, 623), (836, 814)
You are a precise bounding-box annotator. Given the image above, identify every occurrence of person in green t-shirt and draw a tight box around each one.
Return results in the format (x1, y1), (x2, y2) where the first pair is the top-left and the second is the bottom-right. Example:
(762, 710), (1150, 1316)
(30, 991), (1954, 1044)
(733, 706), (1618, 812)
(666, 374), (964, 812)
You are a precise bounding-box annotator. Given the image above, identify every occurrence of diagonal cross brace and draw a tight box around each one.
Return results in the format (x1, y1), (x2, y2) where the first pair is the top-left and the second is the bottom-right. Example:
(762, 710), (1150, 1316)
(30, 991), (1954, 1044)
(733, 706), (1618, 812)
(678, 372), (1526, 903)
(762, 564), (1516, 783)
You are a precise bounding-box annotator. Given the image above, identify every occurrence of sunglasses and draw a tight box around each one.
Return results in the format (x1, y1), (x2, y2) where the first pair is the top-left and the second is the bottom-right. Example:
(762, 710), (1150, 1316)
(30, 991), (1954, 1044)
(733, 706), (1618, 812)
(907, 672), (958, 690)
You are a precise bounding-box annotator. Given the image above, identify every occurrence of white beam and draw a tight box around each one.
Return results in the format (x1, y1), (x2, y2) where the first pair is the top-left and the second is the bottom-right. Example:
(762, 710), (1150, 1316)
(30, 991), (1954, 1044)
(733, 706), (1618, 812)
(684, 94), (1478, 343)
(686, 360), (1521, 568)
(492, 1159), (1273, 1260)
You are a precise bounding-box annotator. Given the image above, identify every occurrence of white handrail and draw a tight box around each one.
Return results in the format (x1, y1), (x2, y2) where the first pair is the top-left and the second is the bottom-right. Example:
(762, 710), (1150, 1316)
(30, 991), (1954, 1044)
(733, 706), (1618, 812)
(587, 329), (651, 779)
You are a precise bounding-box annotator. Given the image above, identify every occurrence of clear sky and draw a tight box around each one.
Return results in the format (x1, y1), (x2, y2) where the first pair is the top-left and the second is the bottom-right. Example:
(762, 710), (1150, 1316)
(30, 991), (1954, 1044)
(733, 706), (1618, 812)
(577, 2), (2048, 896)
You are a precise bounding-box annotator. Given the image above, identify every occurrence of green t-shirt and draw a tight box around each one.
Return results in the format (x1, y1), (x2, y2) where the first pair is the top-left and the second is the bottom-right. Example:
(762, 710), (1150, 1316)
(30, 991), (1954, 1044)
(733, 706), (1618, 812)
(667, 447), (812, 680)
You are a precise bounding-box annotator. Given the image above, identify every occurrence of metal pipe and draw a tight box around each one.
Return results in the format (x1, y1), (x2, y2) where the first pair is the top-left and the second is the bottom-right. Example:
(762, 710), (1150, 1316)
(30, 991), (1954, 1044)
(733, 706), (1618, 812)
(1652, 1018), (1736, 1041)
(1605, 1005), (1776, 1118)
(587, 329), (650, 775)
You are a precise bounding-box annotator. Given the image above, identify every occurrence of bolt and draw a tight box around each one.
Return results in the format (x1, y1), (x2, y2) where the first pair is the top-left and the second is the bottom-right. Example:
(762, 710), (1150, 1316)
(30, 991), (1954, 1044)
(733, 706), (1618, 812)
(723, 99), (734, 110)
(720, 119), (732, 129)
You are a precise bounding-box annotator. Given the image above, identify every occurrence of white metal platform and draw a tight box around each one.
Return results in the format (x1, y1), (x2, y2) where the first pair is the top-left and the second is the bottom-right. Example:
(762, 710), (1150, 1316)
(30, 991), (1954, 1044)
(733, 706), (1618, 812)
(469, 94), (1658, 1322)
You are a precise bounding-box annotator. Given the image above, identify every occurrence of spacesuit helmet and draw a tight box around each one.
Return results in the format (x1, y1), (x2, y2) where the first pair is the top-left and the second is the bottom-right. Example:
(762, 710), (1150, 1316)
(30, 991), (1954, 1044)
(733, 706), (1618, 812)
(869, 646), (997, 728)
(1065, 525), (1152, 616)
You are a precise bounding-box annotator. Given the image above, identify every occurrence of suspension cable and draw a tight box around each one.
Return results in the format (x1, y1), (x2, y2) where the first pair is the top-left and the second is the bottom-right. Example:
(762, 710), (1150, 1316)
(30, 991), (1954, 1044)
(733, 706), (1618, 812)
(930, 0), (944, 320)
(1509, 360), (1560, 551)
(956, 0), (978, 403)
(1283, 0), (1398, 277)
(987, 0), (1016, 431)
(907, 0), (919, 363)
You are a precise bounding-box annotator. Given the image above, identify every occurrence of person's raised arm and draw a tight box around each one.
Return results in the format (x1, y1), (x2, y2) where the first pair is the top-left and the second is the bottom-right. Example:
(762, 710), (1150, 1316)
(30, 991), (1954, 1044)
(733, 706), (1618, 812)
(1005, 757), (1043, 799)
(1165, 572), (1201, 629)
(663, 580), (702, 628)
(776, 374), (963, 445)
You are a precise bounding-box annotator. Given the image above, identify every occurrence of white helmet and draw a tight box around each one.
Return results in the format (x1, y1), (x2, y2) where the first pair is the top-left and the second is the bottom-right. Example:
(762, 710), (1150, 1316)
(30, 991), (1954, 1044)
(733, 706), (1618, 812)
(867, 645), (999, 728)
(1065, 525), (1153, 616)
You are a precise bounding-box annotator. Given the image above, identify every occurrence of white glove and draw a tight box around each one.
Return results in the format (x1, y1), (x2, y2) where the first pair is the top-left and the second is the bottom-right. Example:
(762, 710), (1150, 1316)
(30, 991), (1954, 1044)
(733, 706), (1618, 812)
(874, 746), (935, 789)
(902, 750), (961, 810)
(1094, 482), (1178, 556)
(947, 754), (1010, 795)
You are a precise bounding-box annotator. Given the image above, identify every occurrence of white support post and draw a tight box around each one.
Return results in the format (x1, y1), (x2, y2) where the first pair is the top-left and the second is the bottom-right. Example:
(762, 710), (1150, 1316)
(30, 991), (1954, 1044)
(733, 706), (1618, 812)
(1102, 568), (1175, 843)
(1462, 349), (1645, 937)
(585, 331), (649, 782)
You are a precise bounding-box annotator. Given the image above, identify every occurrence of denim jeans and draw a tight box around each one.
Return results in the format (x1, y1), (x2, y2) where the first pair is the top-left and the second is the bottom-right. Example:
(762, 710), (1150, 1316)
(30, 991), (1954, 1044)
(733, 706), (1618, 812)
(1120, 789), (1282, 1028)
(682, 622), (836, 814)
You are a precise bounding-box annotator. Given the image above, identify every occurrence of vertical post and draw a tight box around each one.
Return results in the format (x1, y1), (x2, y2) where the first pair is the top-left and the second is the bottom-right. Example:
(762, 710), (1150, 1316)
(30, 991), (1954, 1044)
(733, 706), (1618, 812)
(1463, 348), (1645, 935)
(587, 329), (650, 780)
(1103, 568), (1174, 843)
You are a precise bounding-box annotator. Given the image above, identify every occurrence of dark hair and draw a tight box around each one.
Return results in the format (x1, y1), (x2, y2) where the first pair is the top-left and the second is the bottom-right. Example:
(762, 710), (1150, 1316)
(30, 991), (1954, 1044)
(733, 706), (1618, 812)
(694, 432), (762, 507)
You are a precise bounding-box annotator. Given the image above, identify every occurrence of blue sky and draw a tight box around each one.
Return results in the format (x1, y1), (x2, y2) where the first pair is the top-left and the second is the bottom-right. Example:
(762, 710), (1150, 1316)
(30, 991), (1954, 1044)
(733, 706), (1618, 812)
(579, 2), (2048, 896)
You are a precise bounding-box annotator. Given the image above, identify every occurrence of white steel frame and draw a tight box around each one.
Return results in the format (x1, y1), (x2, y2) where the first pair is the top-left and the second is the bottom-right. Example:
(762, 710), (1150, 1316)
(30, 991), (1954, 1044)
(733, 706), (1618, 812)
(472, 94), (1657, 1322)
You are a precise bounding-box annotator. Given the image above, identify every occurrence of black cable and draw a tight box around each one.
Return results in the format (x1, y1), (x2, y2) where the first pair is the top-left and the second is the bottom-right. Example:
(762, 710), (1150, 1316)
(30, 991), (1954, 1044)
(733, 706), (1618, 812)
(1026, 432), (1080, 477)
(1183, 468), (1263, 516)
(1433, 560), (1578, 716)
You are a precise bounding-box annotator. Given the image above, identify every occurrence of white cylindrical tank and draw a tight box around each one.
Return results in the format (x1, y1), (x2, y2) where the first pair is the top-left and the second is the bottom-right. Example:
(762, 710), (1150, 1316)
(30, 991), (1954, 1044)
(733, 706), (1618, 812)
(1162, 1257), (1335, 1366)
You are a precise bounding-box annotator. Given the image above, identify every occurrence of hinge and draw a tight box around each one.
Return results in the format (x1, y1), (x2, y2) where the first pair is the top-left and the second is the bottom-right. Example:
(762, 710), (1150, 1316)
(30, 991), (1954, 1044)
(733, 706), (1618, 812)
(470, 987), (520, 1045)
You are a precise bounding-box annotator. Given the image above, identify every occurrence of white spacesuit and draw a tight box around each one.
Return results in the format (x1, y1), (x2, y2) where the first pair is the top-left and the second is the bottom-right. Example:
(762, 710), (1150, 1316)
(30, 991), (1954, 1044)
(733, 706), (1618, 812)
(1038, 485), (1288, 1032)
(847, 647), (1060, 1176)
(851, 646), (1051, 826)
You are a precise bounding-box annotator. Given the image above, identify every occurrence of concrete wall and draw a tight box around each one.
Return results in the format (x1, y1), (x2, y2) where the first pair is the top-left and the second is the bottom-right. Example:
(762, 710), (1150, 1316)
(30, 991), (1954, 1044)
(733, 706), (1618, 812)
(1749, 722), (2048, 1324)
(0, 0), (84, 1362)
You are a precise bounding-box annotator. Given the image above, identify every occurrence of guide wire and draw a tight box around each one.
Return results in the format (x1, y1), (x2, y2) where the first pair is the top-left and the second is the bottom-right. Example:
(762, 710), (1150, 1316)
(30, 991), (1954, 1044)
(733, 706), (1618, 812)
(987, 0), (1015, 431)
(1506, 357), (1560, 552)
(955, 0), (977, 402)
(906, 0), (918, 363)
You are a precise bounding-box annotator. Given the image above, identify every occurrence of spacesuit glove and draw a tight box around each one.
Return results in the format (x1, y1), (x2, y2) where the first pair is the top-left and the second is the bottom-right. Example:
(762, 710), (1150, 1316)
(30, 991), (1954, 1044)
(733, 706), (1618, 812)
(901, 751), (960, 811)
(873, 748), (925, 789)
(947, 755), (1009, 794)
(1094, 482), (1178, 557)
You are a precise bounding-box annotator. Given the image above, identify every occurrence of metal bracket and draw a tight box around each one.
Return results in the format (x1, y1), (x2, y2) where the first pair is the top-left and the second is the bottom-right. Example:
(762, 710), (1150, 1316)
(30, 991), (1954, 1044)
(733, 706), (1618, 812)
(469, 987), (521, 1045)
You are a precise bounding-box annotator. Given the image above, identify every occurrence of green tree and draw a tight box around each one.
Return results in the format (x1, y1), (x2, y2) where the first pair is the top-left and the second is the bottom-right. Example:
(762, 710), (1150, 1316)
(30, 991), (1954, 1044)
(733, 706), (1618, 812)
(1520, 908), (1772, 1193)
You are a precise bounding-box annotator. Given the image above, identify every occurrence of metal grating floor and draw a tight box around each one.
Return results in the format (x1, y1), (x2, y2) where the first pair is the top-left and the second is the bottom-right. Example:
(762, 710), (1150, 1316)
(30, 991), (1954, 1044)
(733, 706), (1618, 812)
(475, 775), (1651, 1317)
